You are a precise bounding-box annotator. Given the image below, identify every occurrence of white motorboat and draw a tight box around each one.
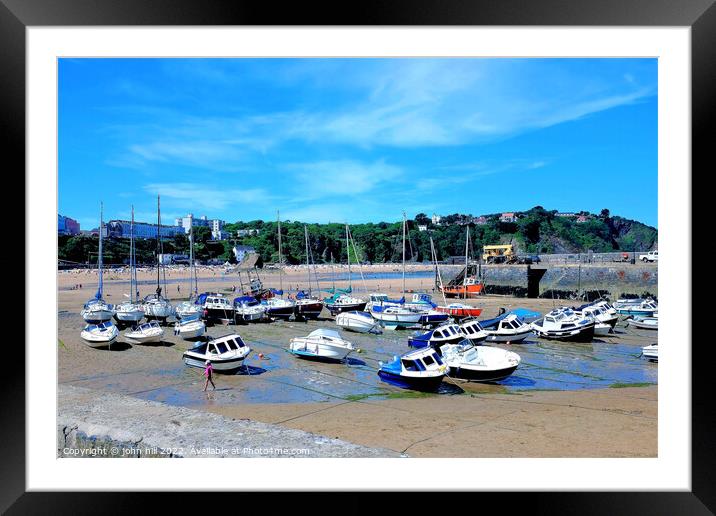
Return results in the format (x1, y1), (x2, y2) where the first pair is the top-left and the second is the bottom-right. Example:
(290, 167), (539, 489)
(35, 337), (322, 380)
(408, 323), (466, 348)
(530, 308), (596, 342)
(615, 298), (658, 317)
(576, 301), (619, 329)
(173, 315), (206, 340)
(124, 321), (165, 344)
(481, 314), (533, 343)
(628, 316), (659, 330)
(378, 346), (447, 391)
(439, 343), (521, 382)
(201, 293), (236, 323)
(233, 295), (266, 322)
(459, 318), (489, 345)
(80, 321), (119, 348)
(593, 321), (613, 336)
(262, 296), (296, 320)
(369, 303), (422, 329)
(335, 310), (383, 334)
(642, 343), (658, 362)
(183, 333), (252, 372)
(366, 292), (404, 310)
(289, 328), (355, 361)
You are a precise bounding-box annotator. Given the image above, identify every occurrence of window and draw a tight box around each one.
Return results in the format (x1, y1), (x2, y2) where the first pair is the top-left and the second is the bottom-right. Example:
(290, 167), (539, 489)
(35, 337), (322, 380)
(433, 353), (444, 365)
(208, 344), (218, 355)
(422, 355), (435, 366)
(215, 342), (229, 354)
(401, 359), (420, 371)
(225, 339), (237, 350)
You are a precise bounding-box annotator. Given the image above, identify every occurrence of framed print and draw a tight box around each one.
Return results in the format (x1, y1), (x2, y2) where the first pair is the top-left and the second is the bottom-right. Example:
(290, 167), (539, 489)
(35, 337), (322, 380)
(4, 0), (711, 511)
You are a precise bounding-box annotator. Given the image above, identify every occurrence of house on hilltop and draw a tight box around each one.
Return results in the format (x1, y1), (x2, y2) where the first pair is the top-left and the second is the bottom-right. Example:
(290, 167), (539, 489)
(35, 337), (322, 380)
(500, 212), (518, 223)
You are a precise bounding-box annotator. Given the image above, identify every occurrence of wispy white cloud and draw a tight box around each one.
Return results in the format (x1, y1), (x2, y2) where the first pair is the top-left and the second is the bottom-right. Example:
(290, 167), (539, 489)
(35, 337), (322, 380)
(143, 183), (274, 211)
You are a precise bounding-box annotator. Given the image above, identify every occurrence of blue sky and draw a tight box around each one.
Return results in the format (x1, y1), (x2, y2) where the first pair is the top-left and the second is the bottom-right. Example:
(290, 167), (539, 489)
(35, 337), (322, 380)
(59, 58), (657, 230)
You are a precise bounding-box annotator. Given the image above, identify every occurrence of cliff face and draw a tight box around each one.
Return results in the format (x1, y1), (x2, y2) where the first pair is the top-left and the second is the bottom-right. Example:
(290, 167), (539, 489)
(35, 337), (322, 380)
(608, 216), (658, 251)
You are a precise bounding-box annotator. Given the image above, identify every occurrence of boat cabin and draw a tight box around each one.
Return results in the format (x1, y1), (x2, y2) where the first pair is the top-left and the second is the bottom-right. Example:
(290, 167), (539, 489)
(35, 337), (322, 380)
(190, 334), (248, 356)
(131, 321), (161, 332)
(401, 350), (444, 372)
(496, 315), (527, 332)
(431, 324), (463, 341)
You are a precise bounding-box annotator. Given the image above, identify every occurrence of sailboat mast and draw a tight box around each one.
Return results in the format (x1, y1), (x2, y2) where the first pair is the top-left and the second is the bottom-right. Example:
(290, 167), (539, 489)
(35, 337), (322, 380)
(130, 205), (135, 303)
(346, 223), (351, 289)
(98, 202), (103, 298)
(402, 212), (406, 295)
(156, 195), (161, 296)
(304, 225), (311, 296)
(463, 226), (470, 298)
(277, 210), (282, 292)
(189, 223), (194, 296)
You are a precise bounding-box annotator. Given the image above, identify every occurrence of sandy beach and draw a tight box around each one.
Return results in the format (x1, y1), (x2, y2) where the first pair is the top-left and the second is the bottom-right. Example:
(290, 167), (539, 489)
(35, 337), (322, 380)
(58, 265), (658, 457)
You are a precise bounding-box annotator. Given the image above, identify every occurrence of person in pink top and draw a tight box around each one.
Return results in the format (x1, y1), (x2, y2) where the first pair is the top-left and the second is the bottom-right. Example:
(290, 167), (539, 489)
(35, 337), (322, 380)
(203, 360), (216, 391)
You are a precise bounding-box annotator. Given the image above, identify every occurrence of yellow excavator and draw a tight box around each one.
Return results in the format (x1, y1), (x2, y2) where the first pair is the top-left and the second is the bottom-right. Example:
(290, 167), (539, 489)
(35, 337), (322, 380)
(482, 244), (517, 264)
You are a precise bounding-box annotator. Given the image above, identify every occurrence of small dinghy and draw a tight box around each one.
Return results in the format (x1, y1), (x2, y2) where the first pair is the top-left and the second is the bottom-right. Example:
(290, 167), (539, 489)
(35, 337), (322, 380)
(378, 347), (447, 391)
(173, 314), (206, 340)
(81, 321), (119, 348)
(530, 308), (596, 342)
(233, 296), (266, 322)
(642, 343), (658, 362)
(124, 321), (165, 344)
(289, 328), (355, 361)
(408, 323), (465, 348)
(182, 334), (251, 373)
(628, 315), (659, 330)
(481, 314), (533, 343)
(335, 311), (383, 334)
(459, 318), (489, 345)
(439, 343), (521, 382)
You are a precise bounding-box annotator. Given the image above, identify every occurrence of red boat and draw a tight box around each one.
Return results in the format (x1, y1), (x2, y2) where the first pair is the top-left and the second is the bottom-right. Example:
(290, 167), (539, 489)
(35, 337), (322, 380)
(441, 277), (484, 298)
(435, 303), (483, 319)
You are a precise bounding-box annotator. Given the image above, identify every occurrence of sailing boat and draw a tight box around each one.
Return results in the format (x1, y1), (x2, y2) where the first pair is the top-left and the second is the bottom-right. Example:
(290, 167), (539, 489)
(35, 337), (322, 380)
(262, 210), (295, 320)
(324, 224), (367, 316)
(81, 203), (115, 323)
(368, 213), (422, 329)
(141, 195), (174, 323)
(441, 226), (483, 298)
(175, 224), (203, 319)
(114, 206), (145, 325)
(293, 225), (325, 320)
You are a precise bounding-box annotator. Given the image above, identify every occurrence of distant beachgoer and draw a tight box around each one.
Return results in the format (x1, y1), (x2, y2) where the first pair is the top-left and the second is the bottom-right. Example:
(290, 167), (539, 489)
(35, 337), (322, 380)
(203, 360), (215, 391)
(177, 284), (181, 293)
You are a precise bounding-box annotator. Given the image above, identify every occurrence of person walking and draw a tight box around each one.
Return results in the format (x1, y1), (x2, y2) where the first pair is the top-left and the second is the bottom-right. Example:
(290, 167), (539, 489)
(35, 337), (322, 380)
(203, 360), (216, 391)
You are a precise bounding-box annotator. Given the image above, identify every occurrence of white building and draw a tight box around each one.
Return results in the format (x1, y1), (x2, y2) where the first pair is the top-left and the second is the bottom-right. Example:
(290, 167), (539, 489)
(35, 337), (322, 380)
(431, 214), (442, 225)
(417, 225), (428, 232)
(233, 245), (256, 263)
(174, 213), (226, 240)
(106, 220), (184, 239)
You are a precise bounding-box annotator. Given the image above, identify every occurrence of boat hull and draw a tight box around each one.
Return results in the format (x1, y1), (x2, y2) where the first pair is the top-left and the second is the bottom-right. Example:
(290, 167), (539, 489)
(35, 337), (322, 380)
(533, 324), (595, 342)
(265, 306), (295, 320)
(294, 301), (324, 320)
(377, 370), (445, 391)
(176, 323), (206, 340)
(114, 310), (144, 323)
(484, 329), (532, 343)
(326, 301), (367, 316)
(435, 306), (483, 319)
(448, 363), (518, 382)
(335, 313), (383, 334)
(81, 308), (115, 324)
(442, 283), (483, 298)
(81, 334), (118, 348)
(183, 354), (247, 372)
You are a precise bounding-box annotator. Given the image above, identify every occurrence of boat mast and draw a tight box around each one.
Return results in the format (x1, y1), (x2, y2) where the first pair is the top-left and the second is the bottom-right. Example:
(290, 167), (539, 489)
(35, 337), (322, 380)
(188, 223), (195, 297)
(402, 211), (407, 295)
(463, 226), (470, 299)
(277, 210), (282, 293)
(98, 202), (104, 299)
(346, 223), (351, 290)
(130, 205), (135, 303)
(431, 235), (448, 306)
(156, 195), (161, 297)
(304, 225), (311, 296)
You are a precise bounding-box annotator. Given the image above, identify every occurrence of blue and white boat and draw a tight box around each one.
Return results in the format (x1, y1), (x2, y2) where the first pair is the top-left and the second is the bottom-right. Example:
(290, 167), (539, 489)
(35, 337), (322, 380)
(378, 347), (447, 391)
(80, 321), (119, 348)
(408, 323), (465, 348)
(615, 299), (658, 317)
(459, 318), (489, 345)
(233, 295), (266, 322)
(481, 314), (533, 343)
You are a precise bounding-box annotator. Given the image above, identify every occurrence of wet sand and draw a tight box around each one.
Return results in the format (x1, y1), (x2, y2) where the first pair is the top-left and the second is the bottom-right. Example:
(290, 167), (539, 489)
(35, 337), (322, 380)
(58, 265), (658, 457)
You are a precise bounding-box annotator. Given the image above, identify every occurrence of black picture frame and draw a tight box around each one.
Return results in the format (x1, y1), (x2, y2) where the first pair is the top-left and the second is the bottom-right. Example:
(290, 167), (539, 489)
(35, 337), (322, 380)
(5, 0), (709, 512)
